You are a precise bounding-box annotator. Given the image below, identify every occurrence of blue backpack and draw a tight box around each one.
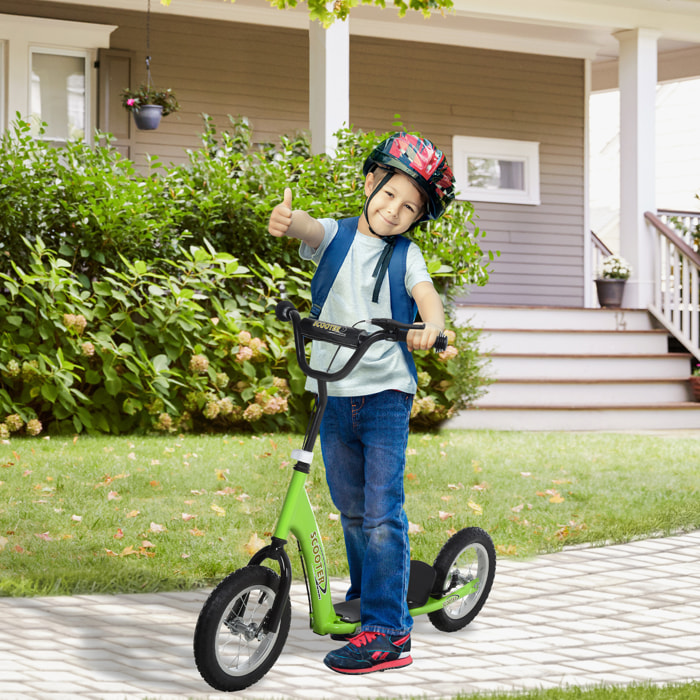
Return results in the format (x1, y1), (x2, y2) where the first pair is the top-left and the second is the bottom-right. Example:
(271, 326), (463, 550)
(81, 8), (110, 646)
(309, 217), (418, 382)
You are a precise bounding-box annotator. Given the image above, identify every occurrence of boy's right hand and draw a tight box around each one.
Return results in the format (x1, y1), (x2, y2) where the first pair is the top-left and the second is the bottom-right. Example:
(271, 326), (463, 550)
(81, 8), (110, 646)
(268, 188), (293, 237)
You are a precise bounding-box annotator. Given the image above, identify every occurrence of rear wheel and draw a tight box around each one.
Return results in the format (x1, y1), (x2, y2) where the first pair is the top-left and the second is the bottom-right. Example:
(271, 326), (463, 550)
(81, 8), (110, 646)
(428, 527), (496, 632)
(193, 565), (290, 691)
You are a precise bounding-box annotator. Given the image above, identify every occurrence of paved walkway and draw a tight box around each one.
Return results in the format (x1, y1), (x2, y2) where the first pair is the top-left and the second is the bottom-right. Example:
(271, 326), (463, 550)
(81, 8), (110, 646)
(1, 531), (700, 699)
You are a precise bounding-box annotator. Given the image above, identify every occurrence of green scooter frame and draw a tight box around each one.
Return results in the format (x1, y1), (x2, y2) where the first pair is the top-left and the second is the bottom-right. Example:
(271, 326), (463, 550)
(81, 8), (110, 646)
(193, 301), (496, 692)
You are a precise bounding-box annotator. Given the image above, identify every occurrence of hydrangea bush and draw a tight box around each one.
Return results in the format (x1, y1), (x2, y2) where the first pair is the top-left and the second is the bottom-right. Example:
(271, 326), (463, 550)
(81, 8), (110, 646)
(0, 117), (492, 435)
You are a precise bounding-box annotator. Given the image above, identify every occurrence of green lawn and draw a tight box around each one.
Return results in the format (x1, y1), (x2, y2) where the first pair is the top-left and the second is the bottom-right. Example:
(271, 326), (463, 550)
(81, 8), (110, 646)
(1, 430), (699, 597)
(449, 682), (700, 700)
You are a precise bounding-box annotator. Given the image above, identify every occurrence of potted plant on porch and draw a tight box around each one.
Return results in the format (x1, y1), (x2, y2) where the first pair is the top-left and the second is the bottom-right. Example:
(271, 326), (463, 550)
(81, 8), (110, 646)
(595, 254), (631, 308)
(690, 363), (700, 402)
(121, 84), (179, 131)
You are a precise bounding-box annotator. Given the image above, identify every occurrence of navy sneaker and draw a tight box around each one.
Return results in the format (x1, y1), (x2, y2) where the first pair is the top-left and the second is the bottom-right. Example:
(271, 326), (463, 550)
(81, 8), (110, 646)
(323, 631), (412, 674)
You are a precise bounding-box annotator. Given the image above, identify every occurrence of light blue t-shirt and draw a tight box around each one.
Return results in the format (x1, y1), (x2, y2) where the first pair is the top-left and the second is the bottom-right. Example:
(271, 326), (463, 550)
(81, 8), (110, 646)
(299, 218), (432, 397)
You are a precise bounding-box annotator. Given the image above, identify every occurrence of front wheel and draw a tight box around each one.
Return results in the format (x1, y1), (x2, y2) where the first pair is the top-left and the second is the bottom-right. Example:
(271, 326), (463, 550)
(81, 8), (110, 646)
(193, 565), (291, 691)
(428, 527), (496, 632)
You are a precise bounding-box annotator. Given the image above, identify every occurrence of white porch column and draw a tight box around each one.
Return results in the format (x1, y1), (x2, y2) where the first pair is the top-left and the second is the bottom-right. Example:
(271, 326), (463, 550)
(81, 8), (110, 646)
(615, 28), (660, 308)
(308, 17), (349, 156)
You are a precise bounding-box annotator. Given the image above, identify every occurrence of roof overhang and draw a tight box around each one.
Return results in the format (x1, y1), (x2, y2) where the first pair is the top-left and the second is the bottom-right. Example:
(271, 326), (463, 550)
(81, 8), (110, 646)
(40, 0), (700, 84)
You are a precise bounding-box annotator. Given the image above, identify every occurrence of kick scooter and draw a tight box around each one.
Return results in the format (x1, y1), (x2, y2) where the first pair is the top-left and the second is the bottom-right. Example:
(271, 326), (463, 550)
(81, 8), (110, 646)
(193, 300), (496, 691)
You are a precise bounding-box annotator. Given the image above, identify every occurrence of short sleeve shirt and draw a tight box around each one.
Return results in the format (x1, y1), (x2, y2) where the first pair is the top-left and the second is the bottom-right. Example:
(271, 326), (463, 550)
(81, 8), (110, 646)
(299, 218), (432, 397)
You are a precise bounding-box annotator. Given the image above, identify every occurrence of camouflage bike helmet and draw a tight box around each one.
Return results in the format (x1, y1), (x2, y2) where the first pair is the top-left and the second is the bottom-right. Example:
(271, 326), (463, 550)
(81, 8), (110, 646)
(363, 132), (456, 223)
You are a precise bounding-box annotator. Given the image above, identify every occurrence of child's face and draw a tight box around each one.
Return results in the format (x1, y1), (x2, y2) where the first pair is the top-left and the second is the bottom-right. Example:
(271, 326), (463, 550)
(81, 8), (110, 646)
(361, 169), (426, 237)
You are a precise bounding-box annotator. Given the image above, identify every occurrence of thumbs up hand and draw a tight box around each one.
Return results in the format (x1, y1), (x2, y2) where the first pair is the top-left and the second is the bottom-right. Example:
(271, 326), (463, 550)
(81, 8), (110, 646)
(269, 188), (294, 238)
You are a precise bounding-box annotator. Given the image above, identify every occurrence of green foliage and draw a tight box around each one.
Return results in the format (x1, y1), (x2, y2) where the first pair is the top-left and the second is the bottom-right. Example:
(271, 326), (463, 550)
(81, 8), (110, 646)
(0, 118), (181, 281)
(166, 116), (491, 298)
(0, 115), (492, 434)
(0, 237), (318, 435)
(159, 0), (456, 28)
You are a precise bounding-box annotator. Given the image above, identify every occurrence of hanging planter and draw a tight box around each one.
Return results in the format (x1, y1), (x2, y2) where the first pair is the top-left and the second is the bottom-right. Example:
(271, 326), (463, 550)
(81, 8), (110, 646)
(132, 104), (163, 130)
(120, 0), (179, 131)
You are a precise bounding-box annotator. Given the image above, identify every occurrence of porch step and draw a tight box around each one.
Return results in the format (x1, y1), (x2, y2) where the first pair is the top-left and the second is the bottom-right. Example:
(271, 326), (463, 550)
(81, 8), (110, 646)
(447, 305), (700, 432)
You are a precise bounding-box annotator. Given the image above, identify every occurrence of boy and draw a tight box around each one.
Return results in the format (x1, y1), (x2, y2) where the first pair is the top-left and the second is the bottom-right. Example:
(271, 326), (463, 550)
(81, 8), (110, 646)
(268, 132), (455, 674)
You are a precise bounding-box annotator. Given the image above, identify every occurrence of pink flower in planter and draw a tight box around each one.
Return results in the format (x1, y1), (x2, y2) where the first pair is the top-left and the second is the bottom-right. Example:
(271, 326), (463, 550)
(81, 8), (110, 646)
(127, 98), (136, 106)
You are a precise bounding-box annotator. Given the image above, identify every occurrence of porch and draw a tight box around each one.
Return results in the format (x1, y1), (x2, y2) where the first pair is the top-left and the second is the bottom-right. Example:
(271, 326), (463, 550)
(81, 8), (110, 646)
(449, 211), (700, 431)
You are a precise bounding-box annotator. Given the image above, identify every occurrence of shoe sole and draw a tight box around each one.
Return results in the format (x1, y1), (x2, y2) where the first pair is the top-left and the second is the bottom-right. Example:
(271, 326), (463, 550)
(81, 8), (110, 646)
(324, 654), (413, 675)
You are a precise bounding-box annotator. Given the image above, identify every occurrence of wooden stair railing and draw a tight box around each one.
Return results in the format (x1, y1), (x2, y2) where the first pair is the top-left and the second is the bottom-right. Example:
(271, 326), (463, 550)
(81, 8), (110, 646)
(645, 211), (700, 360)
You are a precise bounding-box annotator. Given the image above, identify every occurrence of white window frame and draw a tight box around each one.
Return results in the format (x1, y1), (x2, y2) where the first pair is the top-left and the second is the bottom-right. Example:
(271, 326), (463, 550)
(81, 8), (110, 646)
(0, 14), (115, 143)
(29, 46), (91, 144)
(452, 135), (541, 206)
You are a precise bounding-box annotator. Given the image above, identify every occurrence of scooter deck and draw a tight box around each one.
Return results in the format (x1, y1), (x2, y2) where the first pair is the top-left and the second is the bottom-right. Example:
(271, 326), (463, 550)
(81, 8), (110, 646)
(332, 560), (437, 623)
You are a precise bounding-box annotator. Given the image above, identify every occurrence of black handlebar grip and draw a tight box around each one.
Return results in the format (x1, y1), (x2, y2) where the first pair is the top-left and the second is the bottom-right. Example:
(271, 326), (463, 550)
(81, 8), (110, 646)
(433, 333), (448, 353)
(276, 300), (296, 322)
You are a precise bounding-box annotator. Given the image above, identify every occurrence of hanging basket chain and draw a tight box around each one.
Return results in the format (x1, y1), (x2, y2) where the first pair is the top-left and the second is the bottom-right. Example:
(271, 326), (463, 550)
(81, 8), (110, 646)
(145, 0), (153, 88)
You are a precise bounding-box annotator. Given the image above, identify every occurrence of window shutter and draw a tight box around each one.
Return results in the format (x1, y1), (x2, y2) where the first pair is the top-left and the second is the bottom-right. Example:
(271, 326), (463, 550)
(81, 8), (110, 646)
(97, 48), (135, 158)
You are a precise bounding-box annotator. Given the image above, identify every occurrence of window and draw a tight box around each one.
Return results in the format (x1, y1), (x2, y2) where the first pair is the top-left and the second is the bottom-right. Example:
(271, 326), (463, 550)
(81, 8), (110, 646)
(30, 49), (88, 142)
(0, 13), (115, 144)
(452, 136), (540, 205)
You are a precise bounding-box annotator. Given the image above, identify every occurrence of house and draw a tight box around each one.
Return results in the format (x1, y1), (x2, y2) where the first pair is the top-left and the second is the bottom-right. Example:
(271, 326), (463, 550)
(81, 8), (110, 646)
(3, 0), (700, 429)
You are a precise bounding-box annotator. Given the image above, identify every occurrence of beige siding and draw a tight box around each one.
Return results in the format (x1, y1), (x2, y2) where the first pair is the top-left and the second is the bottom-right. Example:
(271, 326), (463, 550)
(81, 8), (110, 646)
(350, 39), (586, 307)
(2, 2), (586, 307)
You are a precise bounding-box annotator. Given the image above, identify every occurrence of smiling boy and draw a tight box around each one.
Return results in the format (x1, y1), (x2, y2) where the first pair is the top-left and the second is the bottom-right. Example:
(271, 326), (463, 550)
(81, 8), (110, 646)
(268, 132), (455, 674)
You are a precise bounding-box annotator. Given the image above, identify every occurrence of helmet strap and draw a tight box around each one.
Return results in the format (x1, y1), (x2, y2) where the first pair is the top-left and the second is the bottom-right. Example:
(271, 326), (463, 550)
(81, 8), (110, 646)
(363, 169), (395, 238)
(363, 169), (403, 303)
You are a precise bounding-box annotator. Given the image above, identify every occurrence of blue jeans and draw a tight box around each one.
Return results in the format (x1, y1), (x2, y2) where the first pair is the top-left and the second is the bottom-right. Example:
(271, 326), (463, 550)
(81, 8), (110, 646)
(320, 390), (413, 636)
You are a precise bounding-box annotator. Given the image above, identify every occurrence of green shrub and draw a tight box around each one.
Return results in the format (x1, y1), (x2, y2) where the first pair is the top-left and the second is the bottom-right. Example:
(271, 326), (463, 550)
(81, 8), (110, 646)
(0, 237), (317, 435)
(0, 116), (493, 434)
(164, 116), (492, 298)
(0, 117), (181, 282)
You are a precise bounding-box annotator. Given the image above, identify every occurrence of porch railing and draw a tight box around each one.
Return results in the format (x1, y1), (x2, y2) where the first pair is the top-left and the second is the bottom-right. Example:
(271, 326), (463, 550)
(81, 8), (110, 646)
(657, 209), (700, 249)
(645, 211), (700, 360)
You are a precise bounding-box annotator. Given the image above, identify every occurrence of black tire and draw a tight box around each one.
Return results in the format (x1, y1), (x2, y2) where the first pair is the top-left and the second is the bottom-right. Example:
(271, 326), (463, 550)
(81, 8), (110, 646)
(193, 565), (291, 691)
(428, 527), (496, 632)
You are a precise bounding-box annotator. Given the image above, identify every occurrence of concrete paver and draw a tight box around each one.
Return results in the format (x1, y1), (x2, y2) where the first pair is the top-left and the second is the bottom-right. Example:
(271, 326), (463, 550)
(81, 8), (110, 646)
(0, 531), (699, 699)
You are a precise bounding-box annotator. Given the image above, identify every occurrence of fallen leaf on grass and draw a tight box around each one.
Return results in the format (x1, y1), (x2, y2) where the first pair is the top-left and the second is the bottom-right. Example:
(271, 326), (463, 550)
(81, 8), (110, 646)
(34, 532), (53, 542)
(467, 500), (483, 516)
(210, 504), (226, 517)
(408, 521), (424, 535)
(113, 528), (124, 539)
(438, 511), (454, 521)
(0, 536), (8, 551)
(496, 544), (518, 555)
(244, 533), (266, 555)
(107, 491), (120, 501)
(149, 522), (166, 533)
(71, 514), (82, 522)
(181, 513), (196, 521)
(126, 510), (140, 518)
(537, 489), (565, 503)
(189, 528), (205, 536)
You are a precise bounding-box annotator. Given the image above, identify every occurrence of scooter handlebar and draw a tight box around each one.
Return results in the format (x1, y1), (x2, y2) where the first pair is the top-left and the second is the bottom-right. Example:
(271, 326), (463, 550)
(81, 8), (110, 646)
(275, 301), (449, 383)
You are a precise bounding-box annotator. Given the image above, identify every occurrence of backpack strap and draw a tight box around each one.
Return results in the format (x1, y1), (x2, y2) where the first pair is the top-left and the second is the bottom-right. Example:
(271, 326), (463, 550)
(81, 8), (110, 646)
(309, 217), (358, 319)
